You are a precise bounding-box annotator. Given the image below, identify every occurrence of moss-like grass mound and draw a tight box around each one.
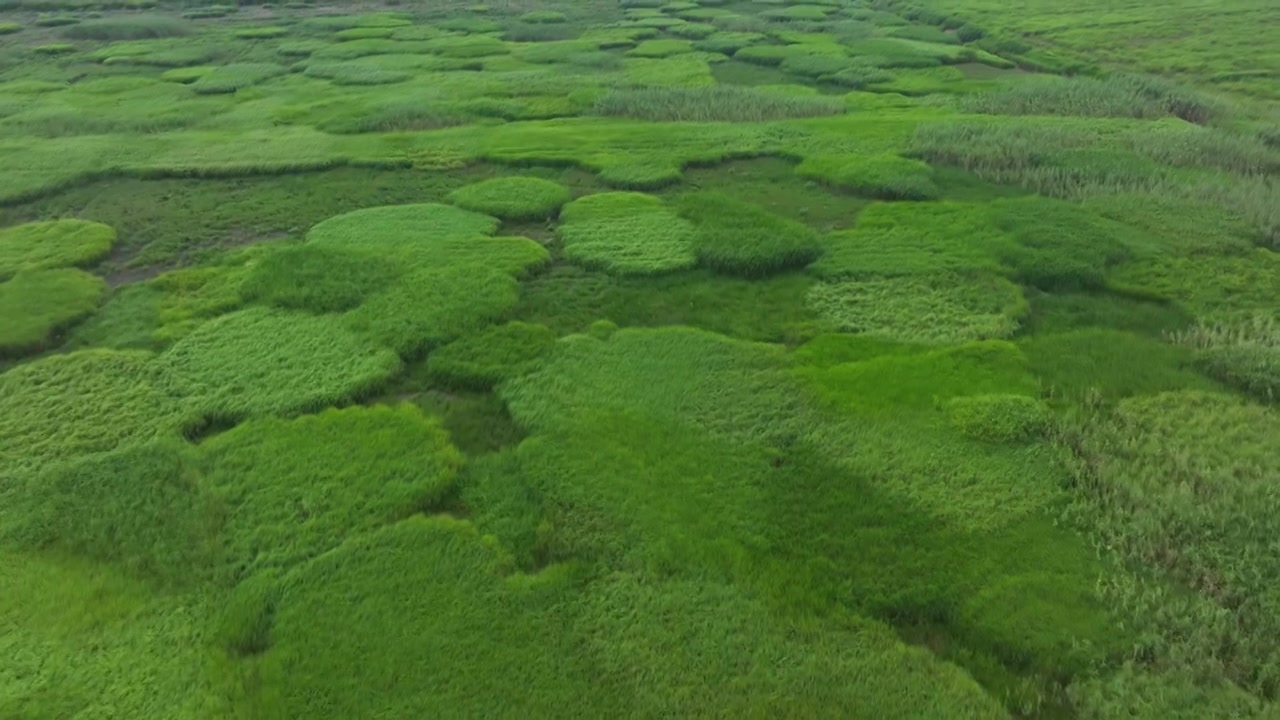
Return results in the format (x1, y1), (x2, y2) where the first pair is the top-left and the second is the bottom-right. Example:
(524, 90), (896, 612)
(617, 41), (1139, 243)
(200, 405), (461, 579)
(676, 192), (823, 276)
(0, 350), (186, 476)
(0, 269), (106, 357)
(557, 192), (696, 274)
(306, 203), (500, 256)
(427, 321), (556, 390)
(154, 307), (401, 421)
(190, 63), (287, 94)
(240, 244), (400, 314)
(797, 154), (939, 200)
(808, 273), (1027, 344)
(945, 394), (1054, 443)
(0, 219), (116, 278)
(448, 176), (572, 220)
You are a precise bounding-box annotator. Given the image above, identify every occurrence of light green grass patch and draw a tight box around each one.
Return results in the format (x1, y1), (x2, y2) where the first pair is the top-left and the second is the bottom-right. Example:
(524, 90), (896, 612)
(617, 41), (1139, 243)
(448, 176), (571, 220)
(808, 273), (1026, 344)
(626, 39), (695, 58)
(191, 63), (287, 94)
(557, 192), (696, 274)
(235, 26), (288, 39)
(814, 202), (1008, 278)
(240, 244), (400, 314)
(0, 268), (105, 357)
(154, 306), (401, 421)
(797, 154), (939, 199)
(594, 84), (843, 121)
(0, 219), (115, 278)
(0, 349), (186, 476)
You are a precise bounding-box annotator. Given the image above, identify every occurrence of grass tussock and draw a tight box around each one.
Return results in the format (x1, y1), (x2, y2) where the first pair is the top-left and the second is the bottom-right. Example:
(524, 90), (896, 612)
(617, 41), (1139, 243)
(0, 268), (106, 357)
(62, 15), (189, 40)
(961, 74), (1221, 123)
(0, 219), (115, 278)
(448, 176), (572, 221)
(676, 191), (823, 277)
(557, 192), (696, 275)
(593, 85), (844, 121)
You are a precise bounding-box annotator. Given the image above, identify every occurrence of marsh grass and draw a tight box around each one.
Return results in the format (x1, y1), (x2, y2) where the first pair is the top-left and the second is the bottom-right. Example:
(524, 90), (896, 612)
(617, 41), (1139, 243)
(962, 74), (1220, 123)
(1171, 314), (1280, 403)
(62, 14), (188, 39)
(0, 219), (115, 278)
(676, 191), (823, 276)
(0, 268), (106, 357)
(449, 176), (571, 220)
(594, 84), (843, 121)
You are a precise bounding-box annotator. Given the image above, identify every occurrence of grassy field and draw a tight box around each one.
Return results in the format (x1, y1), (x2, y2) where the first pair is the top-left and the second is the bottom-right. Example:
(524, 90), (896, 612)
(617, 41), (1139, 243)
(1, 0), (1278, 717)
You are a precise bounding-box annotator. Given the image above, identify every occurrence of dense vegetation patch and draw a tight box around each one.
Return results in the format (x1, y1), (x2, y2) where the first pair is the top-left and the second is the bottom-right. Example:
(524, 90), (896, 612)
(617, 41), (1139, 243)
(676, 191), (822, 276)
(594, 85), (844, 121)
(448, 177), (572, 220)
(557, 192), (696, 274)
(0, 219), (115, 278)
(0, 268), (105, 357)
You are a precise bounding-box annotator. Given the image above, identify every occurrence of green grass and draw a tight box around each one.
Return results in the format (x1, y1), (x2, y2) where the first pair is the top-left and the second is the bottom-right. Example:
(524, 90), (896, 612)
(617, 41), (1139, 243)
(239, 244), (400, 314)
(797, 154), (939, 199)
(154, 306), (402, 422)
(448, 176), (571, 220)
(0, 349), (187, 476)
(557, 192), (696, 274)
(593, 84), (844, 120)
(0, 268), (105, 357)
(1172, 314), (1280, 403)
(675, 191), (823, 276)
(962, 74), (1220, 123)
(808, 273), (1027, 344)
(426, 321), (555, 390)
(235, 26), (288, 39)
(62, 15), (189, 40)
(190, 63), (287, 94)
(0, 219), (115, 278)
(1020, 329), (1220, 403)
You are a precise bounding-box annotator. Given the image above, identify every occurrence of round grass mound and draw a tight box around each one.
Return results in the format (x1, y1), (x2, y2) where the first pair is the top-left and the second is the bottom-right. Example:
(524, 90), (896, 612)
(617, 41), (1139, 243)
(945, 394), (1054, 443)
(426, 321), (555, 390)
(307, 203), (499, 256)
(0, 268), (106, 357)
(676, 192), (822, 277)
(200, 404), (462, 578)
(154, 306), (401, 421)
(807, 273), (1027, 345)
(448, 177), (572, 221)
(240, 244), (400, 314)
(0, 349), (186, 476)
(557, 192), (696, 275)
(0, 219), (116, 278)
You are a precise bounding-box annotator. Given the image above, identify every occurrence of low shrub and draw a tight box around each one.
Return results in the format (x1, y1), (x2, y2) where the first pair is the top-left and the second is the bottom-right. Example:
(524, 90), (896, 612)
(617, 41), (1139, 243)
(0, 219), (115, 278)
(63, 15), (189, 40)
(676, 192), (823, 277)
(240, 244), (400, 314)
(557, 192), (696, 275)
(154, 306), (401, 421)
(449, 176), (572, 220)
(0, 268), (106, 357)
(190, 62), (286, 94)
(945, 394), (1053, 443)
(593, 85), (843, 121)
(797, 154), (939, 200)
(807, 273), (1026, 344)
(427, 321), (556, 390)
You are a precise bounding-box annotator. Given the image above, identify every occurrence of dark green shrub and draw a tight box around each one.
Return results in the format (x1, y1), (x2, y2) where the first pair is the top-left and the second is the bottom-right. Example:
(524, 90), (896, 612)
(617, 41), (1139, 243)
(427, 322), (555, 390)
(449, 176), (572, 220)
(677, 192), (823, 277)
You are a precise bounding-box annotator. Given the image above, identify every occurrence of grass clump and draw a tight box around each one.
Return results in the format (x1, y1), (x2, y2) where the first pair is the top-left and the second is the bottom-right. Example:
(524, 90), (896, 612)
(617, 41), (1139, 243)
(303, 62), (410, 86)
(62, 15), (188, 40)
(449, 176), (571, 220)
(154, 306), (401, 421)
(190, 63), (286, 94)
(0, 349), (184, 476)
(991, 196), (1142, 291)
(1021, 329), (1217, 403)
(797, 154), (939, 200)
(557, 192), (696, 275)
(626, 39), (695, 58)
(239, 244), (399, 314)
(593, 84), (843, 121)
(1172, 314), (1280, 403)
(0, 268), (105, 357)
(200, 404), (461, 579)
(945, 394), (1053, 443)
(0, 219), (115, 278)
(693, 31), (764, 54)
(807, 273), (1026, 344)
(0, 22), (23, 34)
(814, 202), (1006, 278)
(33, 43), (77, 55)
(427, 321), (555, 390)
(962, 74), (1219, 123)
(234, 26), (288, 39)
(306, 203), (499, 255)
(520, 10), (566, 24)
(33, 15), (80, 27)
(676, 192), (822, 277)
